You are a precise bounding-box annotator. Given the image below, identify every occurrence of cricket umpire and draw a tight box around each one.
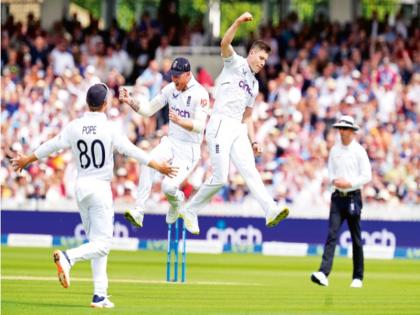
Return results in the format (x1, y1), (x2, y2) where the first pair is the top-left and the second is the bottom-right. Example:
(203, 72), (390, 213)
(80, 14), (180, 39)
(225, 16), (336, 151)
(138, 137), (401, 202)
(311, 115), (372, 288)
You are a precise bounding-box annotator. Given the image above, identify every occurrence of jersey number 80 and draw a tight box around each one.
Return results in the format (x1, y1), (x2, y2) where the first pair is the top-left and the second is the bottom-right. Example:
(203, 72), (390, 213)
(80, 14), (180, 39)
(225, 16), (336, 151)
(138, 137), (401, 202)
(77, 139), (105, 169)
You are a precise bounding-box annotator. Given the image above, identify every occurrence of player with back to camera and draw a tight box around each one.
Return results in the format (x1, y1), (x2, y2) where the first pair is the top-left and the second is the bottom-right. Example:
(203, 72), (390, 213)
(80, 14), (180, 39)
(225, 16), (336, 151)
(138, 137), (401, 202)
(179, 12), (290, 235)
(119, 57), (210, 228)
(11, 83), (178, 308)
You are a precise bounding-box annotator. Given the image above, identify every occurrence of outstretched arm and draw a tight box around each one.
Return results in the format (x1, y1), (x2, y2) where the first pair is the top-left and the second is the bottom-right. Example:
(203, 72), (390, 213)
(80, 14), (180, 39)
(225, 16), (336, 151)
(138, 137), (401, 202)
(221, 12), (253, 58)
(147, 159), (178, 178)
(119, 87), (166, 117)
(113, 132), (178, 178)
(12, 129), (71, 172)
(11, 153), (38, 173)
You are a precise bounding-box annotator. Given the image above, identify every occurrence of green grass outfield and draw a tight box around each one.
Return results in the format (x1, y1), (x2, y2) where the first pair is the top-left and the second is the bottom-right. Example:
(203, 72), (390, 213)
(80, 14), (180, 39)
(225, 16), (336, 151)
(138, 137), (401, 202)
(2, 246), (420, 315)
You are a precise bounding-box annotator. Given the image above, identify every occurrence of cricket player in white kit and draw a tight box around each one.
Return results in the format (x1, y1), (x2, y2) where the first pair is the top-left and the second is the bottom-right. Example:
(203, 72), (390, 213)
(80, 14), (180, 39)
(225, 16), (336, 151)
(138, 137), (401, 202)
(180, 12), (289, 234)
(11, 83), (177, 308)
(119, 57), (209, 227)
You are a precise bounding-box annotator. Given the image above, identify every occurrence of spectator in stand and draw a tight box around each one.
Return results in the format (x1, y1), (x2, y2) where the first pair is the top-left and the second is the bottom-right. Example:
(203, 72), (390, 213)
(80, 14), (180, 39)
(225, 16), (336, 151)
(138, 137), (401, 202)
(50, 39), (75, 76)
(131, 34), (154, 81)
(30, 35), (49, 68)
(155, 35), (173, 68)
(1, 10), (419, 212)
(136, 59), (162, 99)
(196, 66), (214, 88)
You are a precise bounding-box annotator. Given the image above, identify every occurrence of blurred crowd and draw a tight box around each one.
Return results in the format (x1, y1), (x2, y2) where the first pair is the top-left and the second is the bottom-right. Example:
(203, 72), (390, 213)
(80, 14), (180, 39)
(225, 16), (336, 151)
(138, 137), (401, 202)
(1, 9), (419, 210)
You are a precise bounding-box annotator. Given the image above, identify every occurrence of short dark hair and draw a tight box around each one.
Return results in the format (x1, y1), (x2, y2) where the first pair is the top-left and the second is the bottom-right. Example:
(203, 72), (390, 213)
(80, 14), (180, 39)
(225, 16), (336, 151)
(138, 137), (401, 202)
(250, 40), (271, 54)
(86, 83), (108, 110)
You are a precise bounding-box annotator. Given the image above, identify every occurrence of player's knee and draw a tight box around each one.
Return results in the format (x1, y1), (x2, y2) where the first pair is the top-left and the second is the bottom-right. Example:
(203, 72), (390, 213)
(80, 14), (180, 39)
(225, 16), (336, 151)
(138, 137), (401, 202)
(99, 244), (110, 256)
(95, 240), (111, 256)
(162, 182), (177, 196)
(210, 176), (228, 187)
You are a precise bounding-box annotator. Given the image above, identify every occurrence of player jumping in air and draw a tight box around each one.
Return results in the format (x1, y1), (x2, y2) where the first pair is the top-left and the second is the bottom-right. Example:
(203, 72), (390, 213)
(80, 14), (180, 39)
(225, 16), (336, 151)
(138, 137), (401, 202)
(119, 57), (210, 228)
(180, 12), (289, 234)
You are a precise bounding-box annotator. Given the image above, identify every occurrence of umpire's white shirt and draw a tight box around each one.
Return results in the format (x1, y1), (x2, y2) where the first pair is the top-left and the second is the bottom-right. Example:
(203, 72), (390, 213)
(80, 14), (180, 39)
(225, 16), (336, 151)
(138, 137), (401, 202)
(213, 53), (258, 121)
(328, 139), (372, 193)
(34, 112), (151, 199)
(160, 76), (209, 144)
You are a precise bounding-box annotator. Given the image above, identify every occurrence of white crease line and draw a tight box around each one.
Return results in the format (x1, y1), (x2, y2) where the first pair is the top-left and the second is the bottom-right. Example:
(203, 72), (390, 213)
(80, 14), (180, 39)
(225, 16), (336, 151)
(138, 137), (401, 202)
(1, 275), (261, 286)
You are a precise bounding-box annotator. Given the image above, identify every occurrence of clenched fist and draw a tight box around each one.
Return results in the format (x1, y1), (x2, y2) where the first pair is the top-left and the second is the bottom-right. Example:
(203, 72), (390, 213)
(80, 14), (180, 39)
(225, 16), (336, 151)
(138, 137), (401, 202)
(236, 12), (253, 24)
(119, 87), (131, 105)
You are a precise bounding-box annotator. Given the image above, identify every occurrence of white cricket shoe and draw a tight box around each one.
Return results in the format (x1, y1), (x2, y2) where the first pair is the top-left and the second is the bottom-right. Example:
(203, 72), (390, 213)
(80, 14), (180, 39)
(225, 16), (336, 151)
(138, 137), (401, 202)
(311, 271), (329, 287)
(90, 295), (115, 308)
(53, 250), (71, 288)
(124, 207), (144, 228)
(166, 191), (185, 224)
(350, 278), (363, 288)
(179, 209), (200, 235)
(266, 205), (289, 227)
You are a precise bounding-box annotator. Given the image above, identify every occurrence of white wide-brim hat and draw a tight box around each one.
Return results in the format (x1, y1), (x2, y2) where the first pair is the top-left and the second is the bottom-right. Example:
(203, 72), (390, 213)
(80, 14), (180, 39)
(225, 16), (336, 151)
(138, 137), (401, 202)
(332, 115), (359, 130)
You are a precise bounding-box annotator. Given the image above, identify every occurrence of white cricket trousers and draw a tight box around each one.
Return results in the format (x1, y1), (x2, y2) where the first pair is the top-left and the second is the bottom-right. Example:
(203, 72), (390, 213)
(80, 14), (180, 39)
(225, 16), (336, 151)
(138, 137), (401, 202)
(136, 136), (200, 211)
(66, 178), (114, 297)
(185, 114), (277, 214)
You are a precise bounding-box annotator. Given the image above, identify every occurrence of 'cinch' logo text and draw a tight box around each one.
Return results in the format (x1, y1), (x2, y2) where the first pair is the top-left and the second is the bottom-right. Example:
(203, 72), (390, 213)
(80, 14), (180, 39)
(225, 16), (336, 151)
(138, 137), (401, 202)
(171, 107), (191, 118)
(239, 80), (253, 96)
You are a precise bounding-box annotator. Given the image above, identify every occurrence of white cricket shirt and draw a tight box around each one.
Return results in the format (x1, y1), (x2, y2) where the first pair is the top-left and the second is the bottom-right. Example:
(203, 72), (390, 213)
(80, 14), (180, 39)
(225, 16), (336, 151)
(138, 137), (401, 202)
(212, 53), (259, 121)
(328, 139), (372, 193)
(160, 76), (209, 144)
(34, 112), (151, 182)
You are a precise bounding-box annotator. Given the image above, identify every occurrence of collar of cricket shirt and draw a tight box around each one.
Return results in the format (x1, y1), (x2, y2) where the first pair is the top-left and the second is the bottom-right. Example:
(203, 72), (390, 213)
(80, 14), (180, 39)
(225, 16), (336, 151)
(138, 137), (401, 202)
(244, 57), (256, 76)
(85, 112), (107, 119)
(339, 138), (356, 149)
(185, 75), (196, 90)
(179, 75), (196, 93)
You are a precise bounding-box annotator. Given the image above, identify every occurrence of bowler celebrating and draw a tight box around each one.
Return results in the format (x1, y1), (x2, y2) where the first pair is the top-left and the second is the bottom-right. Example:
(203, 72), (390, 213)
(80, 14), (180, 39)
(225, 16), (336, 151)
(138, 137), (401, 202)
(119, 57), (209, 227)
(180, 12), (289, 234)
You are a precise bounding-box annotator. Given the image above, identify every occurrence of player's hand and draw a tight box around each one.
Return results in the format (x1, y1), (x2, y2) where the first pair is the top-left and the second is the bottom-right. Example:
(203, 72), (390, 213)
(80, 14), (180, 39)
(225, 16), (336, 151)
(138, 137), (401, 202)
(119, 87), (140, 112)
(236, 12), (253, 24)
(157, 161), (179, 178)
(118, 87), (132, 106)
(11, 152), (29, 173)
(333, 178), (352, 189)
(169, 109), (181, 124)
(252, 142), (263, 156)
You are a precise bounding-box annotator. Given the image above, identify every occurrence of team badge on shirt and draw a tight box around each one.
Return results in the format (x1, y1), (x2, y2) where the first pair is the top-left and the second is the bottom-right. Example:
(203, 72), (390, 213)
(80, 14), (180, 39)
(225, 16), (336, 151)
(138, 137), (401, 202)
(200, 99), (208, 107)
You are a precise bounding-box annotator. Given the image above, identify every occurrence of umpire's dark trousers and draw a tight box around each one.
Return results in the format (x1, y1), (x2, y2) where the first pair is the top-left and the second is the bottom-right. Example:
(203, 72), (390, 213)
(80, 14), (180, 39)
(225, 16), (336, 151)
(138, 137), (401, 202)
(319, 190), (364, 280)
